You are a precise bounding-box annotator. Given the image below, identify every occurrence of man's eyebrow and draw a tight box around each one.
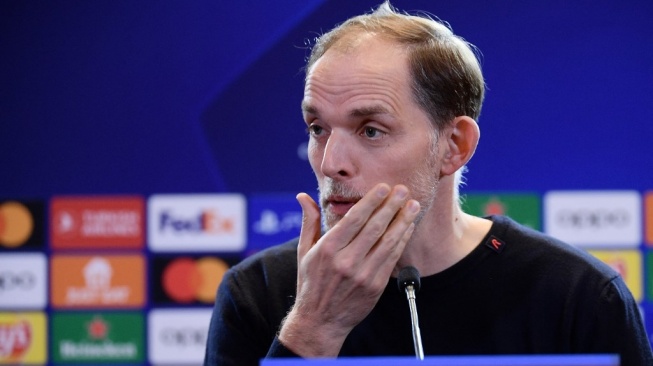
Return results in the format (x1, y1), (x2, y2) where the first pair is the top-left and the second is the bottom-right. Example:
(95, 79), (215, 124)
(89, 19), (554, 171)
(301, 103), (391, 118)
(301, 101), (316, 115)
(349, 105), (390, 117)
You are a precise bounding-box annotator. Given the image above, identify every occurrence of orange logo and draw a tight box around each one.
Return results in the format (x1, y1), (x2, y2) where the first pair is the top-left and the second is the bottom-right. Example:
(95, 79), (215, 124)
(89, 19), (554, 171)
(0, 312), (46, 364)
(50, 196), (144, 249)
(0, 202), (33, 248)
(51, 255), (145, 308)
(646, 192), (653, 246)
(162, 257), (229, 304)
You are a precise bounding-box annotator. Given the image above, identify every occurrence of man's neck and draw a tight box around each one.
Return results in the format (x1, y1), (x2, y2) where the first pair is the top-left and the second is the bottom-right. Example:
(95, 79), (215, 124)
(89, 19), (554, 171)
(394, 196), (493, 278)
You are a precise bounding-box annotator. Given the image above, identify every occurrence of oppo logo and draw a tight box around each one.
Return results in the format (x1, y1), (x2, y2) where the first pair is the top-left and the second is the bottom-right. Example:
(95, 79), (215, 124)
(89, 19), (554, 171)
(545, 191), (640, 247)
(0, 271), (35, 291)
(556, 209), (630, 229)
(160, 328), (206, 347)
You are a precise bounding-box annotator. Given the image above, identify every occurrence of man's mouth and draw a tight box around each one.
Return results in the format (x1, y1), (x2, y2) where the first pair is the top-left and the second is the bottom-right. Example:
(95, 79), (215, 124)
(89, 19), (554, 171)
(325, 196), (359, 216)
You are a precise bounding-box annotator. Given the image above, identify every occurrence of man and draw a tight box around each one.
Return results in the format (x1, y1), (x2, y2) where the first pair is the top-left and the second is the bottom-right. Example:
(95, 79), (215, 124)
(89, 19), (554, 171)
(204, 2), (653, 365)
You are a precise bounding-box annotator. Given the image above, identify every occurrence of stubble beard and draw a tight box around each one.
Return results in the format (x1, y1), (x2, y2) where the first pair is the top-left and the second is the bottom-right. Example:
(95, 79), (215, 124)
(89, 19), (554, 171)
(318, 180), (364, 231)
(317, 155), (439, 233)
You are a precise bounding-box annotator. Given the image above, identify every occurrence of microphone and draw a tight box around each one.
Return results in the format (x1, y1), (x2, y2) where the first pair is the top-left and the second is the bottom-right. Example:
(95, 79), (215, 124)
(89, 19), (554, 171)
(397, 266), (424, 360)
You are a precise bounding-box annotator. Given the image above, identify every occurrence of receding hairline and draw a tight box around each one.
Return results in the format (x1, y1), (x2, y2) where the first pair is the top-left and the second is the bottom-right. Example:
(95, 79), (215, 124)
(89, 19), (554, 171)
(304, 1), (486, 127)
(305, 2), (458, 72)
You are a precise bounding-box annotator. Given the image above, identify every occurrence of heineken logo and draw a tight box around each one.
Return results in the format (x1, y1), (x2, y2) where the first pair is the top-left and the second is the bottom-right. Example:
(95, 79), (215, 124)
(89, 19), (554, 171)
(483, 199), (506, 216)
(87, 316), (108, 339)
(52, 312), (144, 363)
(462, 193), (541, 230)
(59, 341), (137, 359)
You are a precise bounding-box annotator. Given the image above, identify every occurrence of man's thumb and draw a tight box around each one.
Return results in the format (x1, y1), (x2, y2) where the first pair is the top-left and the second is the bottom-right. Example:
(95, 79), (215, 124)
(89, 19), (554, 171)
(296, 192), (321, 259)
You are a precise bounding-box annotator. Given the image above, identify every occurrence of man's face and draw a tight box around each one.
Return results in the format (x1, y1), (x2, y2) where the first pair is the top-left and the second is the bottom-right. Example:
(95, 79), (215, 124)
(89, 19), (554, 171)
(302, 34), (441, 230)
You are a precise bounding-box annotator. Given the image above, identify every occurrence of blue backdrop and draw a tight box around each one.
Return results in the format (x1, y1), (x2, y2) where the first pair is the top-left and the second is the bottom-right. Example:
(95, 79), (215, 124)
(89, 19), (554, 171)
(2, 0), (652, 198)
(1, 1), (653, 364)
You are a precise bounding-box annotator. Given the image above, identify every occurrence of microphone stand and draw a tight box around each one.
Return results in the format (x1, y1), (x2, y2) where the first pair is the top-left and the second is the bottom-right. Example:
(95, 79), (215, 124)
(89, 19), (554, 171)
(398, 266), (424, 360)
(405, 283), (424, 360)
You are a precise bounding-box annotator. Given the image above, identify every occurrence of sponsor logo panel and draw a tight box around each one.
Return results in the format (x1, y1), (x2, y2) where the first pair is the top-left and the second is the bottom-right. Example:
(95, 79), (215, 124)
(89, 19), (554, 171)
(0, 253), (47, 309)
(51, 254), (145, 308)
(0, 200), (45, 250)
(52, 311), (144, 364)
(148, 194), (246, 252)
(148, 308), (212, 365)
(544, 191), (641, 247)
(646, 192), (653, 246)
(461, 193), (541, 230)
(0, 312), (46, 365)
(248, 194), (303, 254)
(646, 252), (653, 302)
(50, 196), (144, 249)
(589, 249), (642, 302)
(151, 255), (238, 305)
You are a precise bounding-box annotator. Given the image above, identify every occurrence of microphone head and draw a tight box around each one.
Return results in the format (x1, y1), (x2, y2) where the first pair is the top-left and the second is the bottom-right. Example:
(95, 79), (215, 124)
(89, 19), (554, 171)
(397, 266), (421, 293)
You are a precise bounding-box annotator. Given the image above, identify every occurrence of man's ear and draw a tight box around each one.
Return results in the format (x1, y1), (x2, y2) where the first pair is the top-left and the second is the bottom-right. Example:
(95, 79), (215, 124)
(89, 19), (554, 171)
(440, 116), (480, 176)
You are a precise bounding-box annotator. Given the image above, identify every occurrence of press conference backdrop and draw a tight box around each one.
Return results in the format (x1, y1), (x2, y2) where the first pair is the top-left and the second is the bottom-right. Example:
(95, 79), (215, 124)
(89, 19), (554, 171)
(1, 0), (652, 364)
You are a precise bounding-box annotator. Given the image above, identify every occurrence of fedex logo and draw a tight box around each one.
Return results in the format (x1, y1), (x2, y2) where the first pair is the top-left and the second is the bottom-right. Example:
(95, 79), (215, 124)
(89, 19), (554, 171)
(159, 210), (233, 233)
(148, 194), (246, 252)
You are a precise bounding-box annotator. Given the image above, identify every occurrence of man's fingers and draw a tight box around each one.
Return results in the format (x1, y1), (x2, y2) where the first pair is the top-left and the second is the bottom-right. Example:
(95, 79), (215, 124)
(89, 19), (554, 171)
(328, 183), (392, 249)
(366, 199), (420, 270)
(339, 184), (411, 256)
(296, 192), (321, 261)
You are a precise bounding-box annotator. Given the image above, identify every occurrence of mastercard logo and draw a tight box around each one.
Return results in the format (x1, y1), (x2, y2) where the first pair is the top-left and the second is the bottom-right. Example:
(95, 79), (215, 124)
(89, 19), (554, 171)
(162, 257), (229, 304)
(0, 202), (33, 248)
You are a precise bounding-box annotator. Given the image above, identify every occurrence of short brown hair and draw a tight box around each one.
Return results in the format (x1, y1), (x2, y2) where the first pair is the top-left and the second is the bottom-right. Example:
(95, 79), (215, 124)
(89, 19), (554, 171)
(306, 2), (485, 131)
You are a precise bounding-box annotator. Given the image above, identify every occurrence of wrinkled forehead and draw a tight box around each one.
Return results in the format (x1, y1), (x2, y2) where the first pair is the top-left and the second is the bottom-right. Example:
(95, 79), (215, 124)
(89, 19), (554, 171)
(302, 34), (418, 123)
(307, 32), (409, 79)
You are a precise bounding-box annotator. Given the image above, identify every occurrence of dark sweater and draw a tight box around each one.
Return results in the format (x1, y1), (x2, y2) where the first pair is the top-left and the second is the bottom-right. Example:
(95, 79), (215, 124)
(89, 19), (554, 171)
(204, 215), (653, 365)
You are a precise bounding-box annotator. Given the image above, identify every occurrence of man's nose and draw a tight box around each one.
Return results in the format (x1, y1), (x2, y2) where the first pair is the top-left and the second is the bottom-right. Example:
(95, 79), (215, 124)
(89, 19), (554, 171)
(320, 132), (354, 179)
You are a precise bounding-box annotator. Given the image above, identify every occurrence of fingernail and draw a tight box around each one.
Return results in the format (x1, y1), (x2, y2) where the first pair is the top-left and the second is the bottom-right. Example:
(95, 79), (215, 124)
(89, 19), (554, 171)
(395, 186), (408, 199)
(408, 200), (420, 214)
(377, 184), (390, 197)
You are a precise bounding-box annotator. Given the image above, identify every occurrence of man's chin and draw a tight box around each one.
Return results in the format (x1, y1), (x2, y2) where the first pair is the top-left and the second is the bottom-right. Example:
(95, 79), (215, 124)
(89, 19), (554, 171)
(321, 211), (343, 232)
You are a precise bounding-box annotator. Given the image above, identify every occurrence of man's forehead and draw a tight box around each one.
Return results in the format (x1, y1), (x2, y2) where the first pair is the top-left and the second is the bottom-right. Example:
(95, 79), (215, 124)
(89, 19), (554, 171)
(301, 99), (391, 117)
(302, 35), (411, 119)
(309, 32), (407, 74)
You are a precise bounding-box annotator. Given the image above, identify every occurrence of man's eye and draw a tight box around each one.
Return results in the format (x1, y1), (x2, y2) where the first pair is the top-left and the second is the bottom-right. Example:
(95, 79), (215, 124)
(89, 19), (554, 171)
(308, 125), (323, 136)
(363, 127), (381, 138)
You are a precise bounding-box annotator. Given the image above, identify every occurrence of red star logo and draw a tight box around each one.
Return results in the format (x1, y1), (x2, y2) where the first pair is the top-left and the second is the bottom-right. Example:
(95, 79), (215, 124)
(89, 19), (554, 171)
(87, 316), (108, 340)
(484, 199), (505, 216)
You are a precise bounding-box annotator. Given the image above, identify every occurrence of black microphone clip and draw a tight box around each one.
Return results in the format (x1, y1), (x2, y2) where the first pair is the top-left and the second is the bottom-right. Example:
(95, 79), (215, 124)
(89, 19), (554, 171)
(397, 266), (424, 360)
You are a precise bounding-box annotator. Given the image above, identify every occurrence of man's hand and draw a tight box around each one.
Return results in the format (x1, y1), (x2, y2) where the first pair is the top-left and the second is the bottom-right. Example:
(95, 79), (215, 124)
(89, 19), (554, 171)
(278, 183), (420, 357)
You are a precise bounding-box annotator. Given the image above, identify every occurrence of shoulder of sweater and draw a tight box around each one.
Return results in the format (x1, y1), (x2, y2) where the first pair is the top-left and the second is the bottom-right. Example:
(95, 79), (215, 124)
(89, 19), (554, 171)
(226, 237), (299, 280)
(488, 215), (618, 280)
